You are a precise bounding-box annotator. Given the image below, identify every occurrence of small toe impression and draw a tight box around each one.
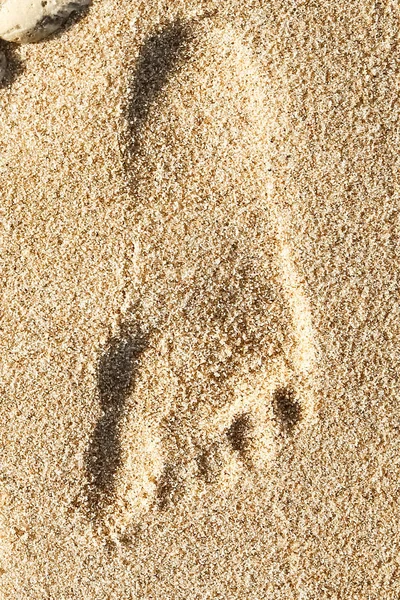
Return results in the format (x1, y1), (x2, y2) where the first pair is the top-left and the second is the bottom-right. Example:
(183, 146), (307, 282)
(226, 413), (251, 457)
(272, 386), (301, 433)
(156, 464), (181, 510)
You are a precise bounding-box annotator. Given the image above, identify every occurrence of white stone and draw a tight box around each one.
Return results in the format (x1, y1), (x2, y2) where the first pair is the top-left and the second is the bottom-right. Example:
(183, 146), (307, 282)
(0, 0), (91, 43)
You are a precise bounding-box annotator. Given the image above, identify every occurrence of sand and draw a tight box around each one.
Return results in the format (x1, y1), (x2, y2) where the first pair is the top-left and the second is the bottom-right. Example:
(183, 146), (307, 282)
(0, 0), (399, 598)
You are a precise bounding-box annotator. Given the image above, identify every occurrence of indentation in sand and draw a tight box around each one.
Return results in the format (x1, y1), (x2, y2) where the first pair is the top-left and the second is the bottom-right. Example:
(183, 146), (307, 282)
(87, 18), (318, 540)
(273, 386), (301, 432)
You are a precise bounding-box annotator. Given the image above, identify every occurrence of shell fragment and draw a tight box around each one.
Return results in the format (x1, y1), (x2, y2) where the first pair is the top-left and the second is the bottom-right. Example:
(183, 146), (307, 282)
(0, 0), (91, 43)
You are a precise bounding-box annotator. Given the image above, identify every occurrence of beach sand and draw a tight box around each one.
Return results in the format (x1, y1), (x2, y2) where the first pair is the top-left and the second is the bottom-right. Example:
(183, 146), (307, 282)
(0, 0), (399, 597)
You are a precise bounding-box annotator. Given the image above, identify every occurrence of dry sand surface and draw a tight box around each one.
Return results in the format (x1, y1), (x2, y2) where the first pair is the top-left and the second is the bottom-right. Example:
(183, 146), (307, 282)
(0, 0), (399, 598)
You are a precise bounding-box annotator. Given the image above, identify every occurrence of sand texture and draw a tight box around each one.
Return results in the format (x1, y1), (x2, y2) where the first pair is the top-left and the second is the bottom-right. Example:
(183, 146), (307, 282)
(0, 0), (399, 598)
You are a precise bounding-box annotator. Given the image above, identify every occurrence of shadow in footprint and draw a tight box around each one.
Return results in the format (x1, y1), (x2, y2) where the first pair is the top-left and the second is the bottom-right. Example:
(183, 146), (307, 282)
(273, 387), (301, 432)
(86, 325), (149, 515)
(227, 413), (252, 458)
(0, 42), (25, 89)
(127, 20), (193, 153)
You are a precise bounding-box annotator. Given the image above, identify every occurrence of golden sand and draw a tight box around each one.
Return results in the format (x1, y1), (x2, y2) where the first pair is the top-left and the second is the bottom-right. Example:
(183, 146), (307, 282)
(0, 0), (399, 597)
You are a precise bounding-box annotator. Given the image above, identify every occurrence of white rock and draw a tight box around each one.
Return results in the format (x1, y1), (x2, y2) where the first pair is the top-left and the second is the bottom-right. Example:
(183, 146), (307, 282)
(0, 51), (6, 82)
(0, 0), (91, 43)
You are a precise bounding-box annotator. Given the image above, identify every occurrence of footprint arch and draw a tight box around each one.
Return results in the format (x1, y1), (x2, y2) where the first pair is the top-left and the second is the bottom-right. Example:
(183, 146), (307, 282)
(94, 19), (318, 536)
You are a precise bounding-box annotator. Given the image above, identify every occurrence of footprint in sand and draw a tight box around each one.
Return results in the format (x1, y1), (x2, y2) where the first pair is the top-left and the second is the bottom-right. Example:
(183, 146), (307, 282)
(85, 19), (317, 537)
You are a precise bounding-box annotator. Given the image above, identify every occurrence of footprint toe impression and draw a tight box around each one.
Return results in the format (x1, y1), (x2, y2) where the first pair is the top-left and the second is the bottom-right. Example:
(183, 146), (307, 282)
(273, 386), (302, 433)
(91, 20), (317, 535)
